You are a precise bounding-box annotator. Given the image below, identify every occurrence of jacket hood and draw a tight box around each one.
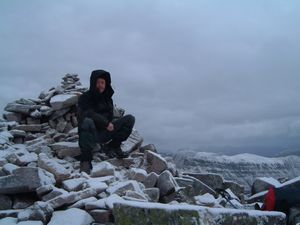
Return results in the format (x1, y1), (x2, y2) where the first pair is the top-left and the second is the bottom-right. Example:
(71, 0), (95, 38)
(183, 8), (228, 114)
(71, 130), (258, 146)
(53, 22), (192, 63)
(89, 69), (114, 98)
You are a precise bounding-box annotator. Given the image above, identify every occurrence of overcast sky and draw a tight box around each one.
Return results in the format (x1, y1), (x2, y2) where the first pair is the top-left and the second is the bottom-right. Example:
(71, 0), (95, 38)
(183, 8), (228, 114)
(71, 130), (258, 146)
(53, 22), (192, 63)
(1, 0), (300, 155)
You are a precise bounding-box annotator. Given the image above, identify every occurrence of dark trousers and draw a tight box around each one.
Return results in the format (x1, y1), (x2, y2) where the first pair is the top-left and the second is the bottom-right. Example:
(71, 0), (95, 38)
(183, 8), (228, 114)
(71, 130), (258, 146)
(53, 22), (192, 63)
(79, 114), (135, 162)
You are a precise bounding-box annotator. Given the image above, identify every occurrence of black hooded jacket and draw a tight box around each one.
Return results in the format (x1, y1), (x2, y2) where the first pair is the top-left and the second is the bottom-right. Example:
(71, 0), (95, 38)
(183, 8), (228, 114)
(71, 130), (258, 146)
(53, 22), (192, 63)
(77, 70), (114, 132)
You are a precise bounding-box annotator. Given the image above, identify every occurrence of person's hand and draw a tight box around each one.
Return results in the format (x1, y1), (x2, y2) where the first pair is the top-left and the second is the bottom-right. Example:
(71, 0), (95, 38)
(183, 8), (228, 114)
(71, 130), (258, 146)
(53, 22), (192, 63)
(106, 122), (114, 132)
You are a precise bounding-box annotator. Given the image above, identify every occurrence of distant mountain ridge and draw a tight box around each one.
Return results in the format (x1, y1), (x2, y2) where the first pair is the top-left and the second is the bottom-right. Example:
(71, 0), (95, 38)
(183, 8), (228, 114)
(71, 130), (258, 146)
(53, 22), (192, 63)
(172, 150), (300, 192)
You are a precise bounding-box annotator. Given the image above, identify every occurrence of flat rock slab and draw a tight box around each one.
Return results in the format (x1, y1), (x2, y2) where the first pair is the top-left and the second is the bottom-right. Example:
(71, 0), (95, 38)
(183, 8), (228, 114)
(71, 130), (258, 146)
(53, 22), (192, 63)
(48, 208), (94, 225)
(113, 201), (286, 225)
(50, 94), (78, 110)
(0, 167), (55, 194)
(50, 142), (81, 158)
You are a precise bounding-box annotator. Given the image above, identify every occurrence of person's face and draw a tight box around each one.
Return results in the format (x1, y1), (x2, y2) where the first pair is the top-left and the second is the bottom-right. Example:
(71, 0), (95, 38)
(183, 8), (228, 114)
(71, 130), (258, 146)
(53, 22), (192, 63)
(96, 78), (106, 93)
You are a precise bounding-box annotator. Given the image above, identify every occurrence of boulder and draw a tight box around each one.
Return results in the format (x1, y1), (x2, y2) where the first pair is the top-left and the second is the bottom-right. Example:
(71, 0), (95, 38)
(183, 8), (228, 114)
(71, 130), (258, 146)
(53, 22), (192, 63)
(91, 161), (115, 177)
(107, 181), (144, 196)
(50, 94), (78, 110)
(252, 177), (281, 195)
(113, 201), (286, 225)
(47, 188), (97, 209)
(128, 168), (147, 183)
(90, 209), (113, 224)
(38, 153), (71, 183)
(144, 188), (160, 202)
(68, 197), (97, 209)
(0, 167), (55, 194)
(142, 172), (158, 188)
(140, 144), (157, 153)
(50, 142), (81, 158)
(14, 124), (42, 132)
(156, 170), (178, 197)
(48, 208), (94, 225)
(0, 194), (12, 210)
(121, 129), (143, 153)
(145, 150), (168, 174)
(184, 172), (224, 190)
(62, 178), (86, 192)
(17, 201), (54, 223)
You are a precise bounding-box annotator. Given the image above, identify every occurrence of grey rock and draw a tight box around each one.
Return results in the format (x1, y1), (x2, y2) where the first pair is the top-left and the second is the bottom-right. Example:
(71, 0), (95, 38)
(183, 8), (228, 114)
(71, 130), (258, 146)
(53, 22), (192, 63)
(113, 201), (286, 225)
(156, 170), (178, 197)
(184, 172), (224, 190)
(2, 163), (19, 174)
(12, 194), (37, 209)
(90, 209), (113, 224)
(36, 184), (54, 197)
(0, 194), (12, 210)
(38, 153), (71, 183)
(0, 217), (17, 224)
(0, 167), (55, 194)
(91, 161), (115, 177)
(144, 150), (168, 175)
(26, 117), (41, 125)
(42, 187), (68, 202)
(68, 197), (97, 209)
(125, 190), (148, 202)
(30, 109), (42, 119)
(14, 124), (42, 132)
(142, 172), (158, 188)
(10, 130), (26, 138)
(4, 103), (34, 115)
(49, 108), (70, 121)
(47, 188), (97, 209)
(175, 177), (194, 188)
(252, 177), (281, 195)
(85, 198), (107, 210)
(7, 149), (37, 166)
(18, 221), (44, 225)
(56, 120), (67, 133)
(3, 112), (23, 122)
(62, 178), (86, 192)
(140, 144), (157, 153)
(0, 209), (22, 219)
(128, 168), (147, 183)
(18, 201), (54, 223)
(107, 180), (144, 196)
(50, 94), (78, 110)
(223, 180), (245, 199)
(121, 129), (143, 153)
(50, 141), (81, 158)
(48, 208), (94, 225)
(182, 175), (217, 197)
(144, 188), (160, 202)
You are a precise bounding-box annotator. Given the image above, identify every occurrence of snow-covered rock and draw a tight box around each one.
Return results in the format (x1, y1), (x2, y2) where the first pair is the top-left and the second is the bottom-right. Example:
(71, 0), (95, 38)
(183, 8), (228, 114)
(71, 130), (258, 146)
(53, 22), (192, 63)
(91, 161), (115, 177)
(174, 151), (300, 192)
(50, 142), (81, 158)
(47, 208), (94, 225)
(144, 150), (168, 174)
(50, 94), (78, 111)
(0, 167), (55, 194)
(38, 153), (71, 183)
(113, 200), (286, 225)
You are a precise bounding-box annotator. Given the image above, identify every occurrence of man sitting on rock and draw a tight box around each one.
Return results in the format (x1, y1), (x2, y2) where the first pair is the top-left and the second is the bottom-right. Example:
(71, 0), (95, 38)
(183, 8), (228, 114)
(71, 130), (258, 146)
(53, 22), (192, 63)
(77, 69), (135, 173)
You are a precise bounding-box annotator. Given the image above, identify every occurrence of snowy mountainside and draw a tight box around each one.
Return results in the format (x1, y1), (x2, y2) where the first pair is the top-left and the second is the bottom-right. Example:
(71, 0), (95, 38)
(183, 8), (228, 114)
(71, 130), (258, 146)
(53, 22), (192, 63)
(173, 150), (300, 191)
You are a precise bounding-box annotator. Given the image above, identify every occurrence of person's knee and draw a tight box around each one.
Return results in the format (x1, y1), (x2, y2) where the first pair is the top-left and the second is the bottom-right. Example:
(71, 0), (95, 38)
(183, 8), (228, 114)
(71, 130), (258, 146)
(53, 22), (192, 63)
(81, 117), (95, 130)
(125, 114), (135, 126)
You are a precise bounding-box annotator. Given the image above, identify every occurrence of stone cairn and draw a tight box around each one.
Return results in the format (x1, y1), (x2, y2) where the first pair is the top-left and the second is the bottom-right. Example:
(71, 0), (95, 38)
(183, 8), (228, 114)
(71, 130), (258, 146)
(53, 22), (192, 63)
(0, 74), (287, 225)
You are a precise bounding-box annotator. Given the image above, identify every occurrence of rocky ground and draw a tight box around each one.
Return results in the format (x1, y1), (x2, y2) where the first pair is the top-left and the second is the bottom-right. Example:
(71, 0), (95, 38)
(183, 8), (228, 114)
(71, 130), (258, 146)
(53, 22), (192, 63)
(0, 74), (297, 225)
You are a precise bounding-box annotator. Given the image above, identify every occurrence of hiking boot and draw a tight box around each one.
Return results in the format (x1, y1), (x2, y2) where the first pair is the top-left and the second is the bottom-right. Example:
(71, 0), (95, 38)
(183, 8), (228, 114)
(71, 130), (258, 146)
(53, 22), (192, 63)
(112, 147), (129, 159)
(80, 161), (92, 174)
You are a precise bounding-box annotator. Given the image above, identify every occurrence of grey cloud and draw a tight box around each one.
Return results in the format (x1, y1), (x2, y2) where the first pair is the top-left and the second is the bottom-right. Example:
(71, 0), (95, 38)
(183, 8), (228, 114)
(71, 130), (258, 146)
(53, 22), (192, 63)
(1, 0), (300, 155)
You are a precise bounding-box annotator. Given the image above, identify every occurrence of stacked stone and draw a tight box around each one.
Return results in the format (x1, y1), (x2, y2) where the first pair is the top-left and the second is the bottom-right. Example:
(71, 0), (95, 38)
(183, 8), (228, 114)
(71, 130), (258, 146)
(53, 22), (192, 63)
(2, 74), (86, 145)
(0, 74), (289, 225)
